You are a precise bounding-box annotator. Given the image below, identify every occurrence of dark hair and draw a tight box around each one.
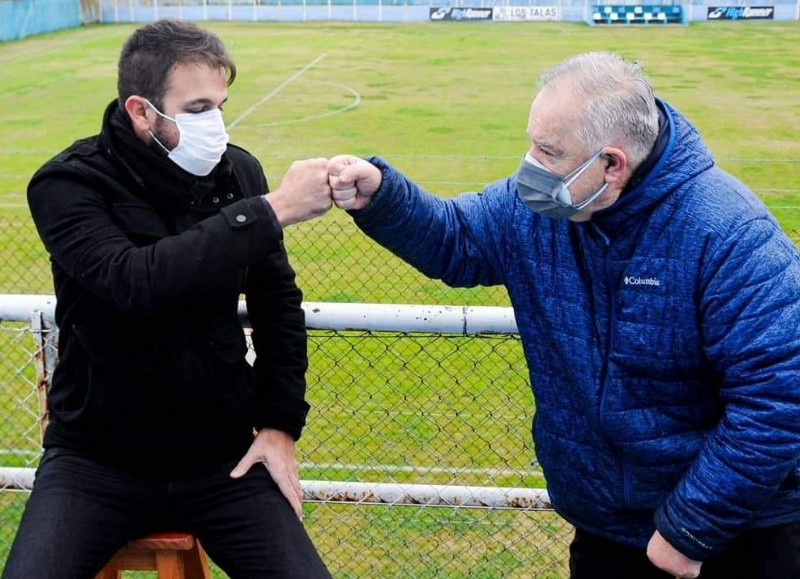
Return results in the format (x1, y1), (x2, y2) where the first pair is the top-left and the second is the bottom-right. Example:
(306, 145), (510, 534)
(117, 19), (237, 108)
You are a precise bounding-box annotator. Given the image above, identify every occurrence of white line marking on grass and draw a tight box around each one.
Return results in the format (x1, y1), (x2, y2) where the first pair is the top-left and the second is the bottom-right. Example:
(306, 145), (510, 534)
(227, 54), (327, 130)
(0, 150), (57, 156)
(0, 30), (121, 67)
(0, 452), (538, 476)
(237, 81), (361, 129)
(0, 449), (40, 458)
(299, 461), (539, 476)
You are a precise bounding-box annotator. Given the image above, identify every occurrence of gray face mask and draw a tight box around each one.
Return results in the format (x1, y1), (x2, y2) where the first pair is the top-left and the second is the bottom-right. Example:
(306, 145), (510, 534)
(516, 150), (608, 219)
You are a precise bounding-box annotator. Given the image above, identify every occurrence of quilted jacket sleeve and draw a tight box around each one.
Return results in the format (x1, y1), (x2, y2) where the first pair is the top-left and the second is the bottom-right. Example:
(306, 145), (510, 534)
(350, 156), (514, 288)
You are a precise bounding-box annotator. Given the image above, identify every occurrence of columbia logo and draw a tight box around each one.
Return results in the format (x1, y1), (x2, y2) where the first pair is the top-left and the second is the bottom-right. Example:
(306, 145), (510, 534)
(624, 276), (660, 287)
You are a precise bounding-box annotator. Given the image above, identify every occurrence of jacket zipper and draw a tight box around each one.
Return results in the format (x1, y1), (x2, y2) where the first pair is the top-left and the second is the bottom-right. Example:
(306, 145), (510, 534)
(592, 223), (632, 506)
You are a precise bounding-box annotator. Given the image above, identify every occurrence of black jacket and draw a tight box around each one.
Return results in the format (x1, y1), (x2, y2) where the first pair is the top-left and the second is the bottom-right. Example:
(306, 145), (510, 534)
(28, 101), (310, 478)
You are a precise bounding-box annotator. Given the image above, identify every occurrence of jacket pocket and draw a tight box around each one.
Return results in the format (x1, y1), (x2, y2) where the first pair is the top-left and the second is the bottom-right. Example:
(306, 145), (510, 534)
(206, 325), (249, 364)
(71, 322), (158, 373)
(780, 463), (800, 491)
(183, 325), (254, 429)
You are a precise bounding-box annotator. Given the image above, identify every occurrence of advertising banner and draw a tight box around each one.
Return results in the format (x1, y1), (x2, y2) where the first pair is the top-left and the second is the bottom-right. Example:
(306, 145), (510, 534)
(429, 7), (494, 21)
(707, 6), (775, 19)
(493, 6), (560, 21)
(593, 4), (683, 24)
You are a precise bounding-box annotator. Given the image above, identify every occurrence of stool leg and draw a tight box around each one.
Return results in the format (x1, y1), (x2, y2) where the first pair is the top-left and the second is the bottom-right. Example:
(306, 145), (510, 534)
(95, 535), (211, 579)
(155, 551), (183, 579)
(183, 540), (212, 579)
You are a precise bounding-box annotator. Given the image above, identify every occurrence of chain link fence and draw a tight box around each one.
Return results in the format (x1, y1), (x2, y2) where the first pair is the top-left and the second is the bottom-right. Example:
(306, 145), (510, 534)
(1, 203), (798, 577)
(0, 301), (567, 577)
(0, 214), (571, 577)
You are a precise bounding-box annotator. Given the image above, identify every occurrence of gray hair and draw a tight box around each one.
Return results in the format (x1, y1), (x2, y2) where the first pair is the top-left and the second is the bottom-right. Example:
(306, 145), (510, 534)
(538, 52), (659, 167)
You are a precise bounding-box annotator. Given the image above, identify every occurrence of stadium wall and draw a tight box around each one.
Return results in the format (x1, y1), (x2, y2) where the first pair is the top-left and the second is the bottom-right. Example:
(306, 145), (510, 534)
(0, 0), (795, 38)
(0, 0), (81, 41)
(97, 0), (798, 23)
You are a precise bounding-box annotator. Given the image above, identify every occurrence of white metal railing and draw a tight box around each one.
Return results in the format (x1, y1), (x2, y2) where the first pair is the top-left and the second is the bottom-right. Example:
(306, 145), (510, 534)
(0, 466), (550, 508)
(0, 294), (550, 510)
(0, 294), (518, 334)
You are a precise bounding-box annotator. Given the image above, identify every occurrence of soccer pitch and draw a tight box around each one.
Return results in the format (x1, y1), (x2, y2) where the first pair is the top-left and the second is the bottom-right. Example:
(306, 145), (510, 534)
(1, 20), (799, 577)
(1, 21), (798, 299)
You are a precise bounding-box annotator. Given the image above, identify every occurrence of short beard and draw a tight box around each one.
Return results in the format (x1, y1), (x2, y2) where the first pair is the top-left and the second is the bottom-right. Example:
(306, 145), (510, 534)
(148, 116), (176, 156)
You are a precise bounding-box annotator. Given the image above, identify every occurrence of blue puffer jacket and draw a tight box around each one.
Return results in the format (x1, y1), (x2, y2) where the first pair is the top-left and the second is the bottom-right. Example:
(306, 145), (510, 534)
(352, 101), (800, 560)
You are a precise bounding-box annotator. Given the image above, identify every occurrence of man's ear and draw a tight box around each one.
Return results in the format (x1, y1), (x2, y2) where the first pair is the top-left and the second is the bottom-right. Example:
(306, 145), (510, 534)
(603, 149), (627, 184)
(124, 96), (152, 138)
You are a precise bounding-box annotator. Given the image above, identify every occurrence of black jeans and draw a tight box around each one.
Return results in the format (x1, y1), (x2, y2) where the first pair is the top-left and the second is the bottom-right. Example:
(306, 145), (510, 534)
(569, 523), (800, 579)
(2, 448), (331, 578)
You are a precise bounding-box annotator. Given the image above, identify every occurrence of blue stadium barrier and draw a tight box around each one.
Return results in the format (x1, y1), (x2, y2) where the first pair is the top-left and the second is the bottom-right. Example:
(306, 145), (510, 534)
(0, 0), (81, 42)
(1, 0), (796, 38)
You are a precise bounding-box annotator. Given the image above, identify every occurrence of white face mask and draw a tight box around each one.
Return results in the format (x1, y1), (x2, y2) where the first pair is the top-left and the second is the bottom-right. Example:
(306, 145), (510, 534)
(146, 99), (229, 177)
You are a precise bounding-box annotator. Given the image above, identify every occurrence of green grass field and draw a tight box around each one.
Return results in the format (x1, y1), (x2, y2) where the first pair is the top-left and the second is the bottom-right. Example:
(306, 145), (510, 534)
(2, 20), (799, 299)
(1, 20), (799, 578)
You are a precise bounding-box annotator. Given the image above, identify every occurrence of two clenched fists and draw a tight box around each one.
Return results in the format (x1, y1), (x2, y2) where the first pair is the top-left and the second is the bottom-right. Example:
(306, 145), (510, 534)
(263, 155), (383, 227)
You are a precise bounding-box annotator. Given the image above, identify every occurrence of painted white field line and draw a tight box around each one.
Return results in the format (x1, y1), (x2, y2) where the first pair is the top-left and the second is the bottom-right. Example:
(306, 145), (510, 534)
(299, 461), (539, 476)
(237, 80), (360, 129)
(0, 29), (120, 67)
(0, 449), (39, 458)
(4, 150), (800, 164)
(0, 150), (58, 156)
(0, 448), (535, 476)
(227, 54), (327, 130)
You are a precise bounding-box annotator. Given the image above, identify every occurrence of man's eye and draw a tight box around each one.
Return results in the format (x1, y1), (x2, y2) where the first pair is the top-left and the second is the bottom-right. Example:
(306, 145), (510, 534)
(187, 106), (222, 114)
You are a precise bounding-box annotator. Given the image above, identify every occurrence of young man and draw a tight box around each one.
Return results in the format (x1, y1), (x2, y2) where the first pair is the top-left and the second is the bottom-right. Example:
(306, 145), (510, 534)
(327, 52), (800, 578)
(4, 19), (332, 577)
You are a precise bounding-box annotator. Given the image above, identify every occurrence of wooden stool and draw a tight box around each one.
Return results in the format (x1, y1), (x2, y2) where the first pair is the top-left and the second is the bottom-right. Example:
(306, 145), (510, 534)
(96, 531), (211, 579)
(31, 317), (211, 579)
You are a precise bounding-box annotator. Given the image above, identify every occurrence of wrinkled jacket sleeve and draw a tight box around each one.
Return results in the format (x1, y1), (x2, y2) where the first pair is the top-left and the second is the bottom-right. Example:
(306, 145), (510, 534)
(244, 222), (309, 439)
(655, 217), (800, 560)
(27, 162), (284, 319)
(246, 257), (309, 440)
(350, 156), (513, 288)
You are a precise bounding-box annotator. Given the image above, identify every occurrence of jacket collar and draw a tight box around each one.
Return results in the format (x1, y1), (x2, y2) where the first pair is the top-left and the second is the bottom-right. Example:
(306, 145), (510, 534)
(589, 98), (715, 237)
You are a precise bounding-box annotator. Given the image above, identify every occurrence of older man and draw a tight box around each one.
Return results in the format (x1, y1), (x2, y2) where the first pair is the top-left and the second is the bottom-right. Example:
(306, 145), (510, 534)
(327, 52), (800, 578)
